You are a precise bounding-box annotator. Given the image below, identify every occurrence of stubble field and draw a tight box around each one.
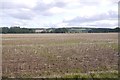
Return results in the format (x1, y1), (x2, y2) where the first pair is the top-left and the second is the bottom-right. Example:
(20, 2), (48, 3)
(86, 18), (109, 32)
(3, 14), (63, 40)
(2, 33), (118, 78)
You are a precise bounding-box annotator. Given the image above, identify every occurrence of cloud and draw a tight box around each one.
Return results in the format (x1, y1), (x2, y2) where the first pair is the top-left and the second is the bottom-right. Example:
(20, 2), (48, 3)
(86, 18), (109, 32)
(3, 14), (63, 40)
(0, 0), (118, 28)
(55, 10), (118, 28)
(8, 11), (34, 20)
(33, 2), (51, 11)
(47, 7), (65, 14)
(0, 1), (26, 9)
(2, 8), (35, 20)
(1, 0), (37, 20)
(0, 0), (37, 9)
(32, 1), (67, 16)
(52, 1), (67, 8)
(63, 10), (117, 26)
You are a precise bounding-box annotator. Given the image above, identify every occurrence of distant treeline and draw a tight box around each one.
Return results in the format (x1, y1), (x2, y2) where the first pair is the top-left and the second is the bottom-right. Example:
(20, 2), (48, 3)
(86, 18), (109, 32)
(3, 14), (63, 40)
(0, 27), (34, 33)
(0, 27), (119, 34)
(87, 27), (119, 33)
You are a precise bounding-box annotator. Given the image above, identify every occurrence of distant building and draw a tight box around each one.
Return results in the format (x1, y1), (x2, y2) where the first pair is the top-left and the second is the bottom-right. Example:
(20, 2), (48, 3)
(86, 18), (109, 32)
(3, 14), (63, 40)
(34, 28), (48, 33)
(35, 29), (44, 33)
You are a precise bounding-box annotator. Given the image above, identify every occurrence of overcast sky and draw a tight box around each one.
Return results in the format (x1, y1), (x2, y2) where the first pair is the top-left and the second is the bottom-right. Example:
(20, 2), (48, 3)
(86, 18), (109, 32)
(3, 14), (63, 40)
(0, 0), (119, 28)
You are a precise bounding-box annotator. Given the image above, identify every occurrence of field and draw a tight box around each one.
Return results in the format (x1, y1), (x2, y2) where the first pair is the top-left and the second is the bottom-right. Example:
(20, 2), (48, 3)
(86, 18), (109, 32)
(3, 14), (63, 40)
(2, 33), (118, 78)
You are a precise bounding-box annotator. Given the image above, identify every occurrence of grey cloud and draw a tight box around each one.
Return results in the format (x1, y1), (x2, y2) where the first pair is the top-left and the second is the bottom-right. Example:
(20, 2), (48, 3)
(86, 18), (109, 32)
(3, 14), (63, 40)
(33, 2), (51, 11)
(63, 10), (118, 28)
(53, 1), (66, 7)
(64, 11), (118, 24)
(88, 22), (117, 28)
(0, 1), (34, 20)
(1, 0), (67, 20)
(32, 1), (67, 16)
(6, 10), (35, 20)
(108, 11), (118, 19)
(32, 3), (53, 16)
(0, 1), (28, 9)
(10, 13), (32, 20)
(34, 1), (66, 10)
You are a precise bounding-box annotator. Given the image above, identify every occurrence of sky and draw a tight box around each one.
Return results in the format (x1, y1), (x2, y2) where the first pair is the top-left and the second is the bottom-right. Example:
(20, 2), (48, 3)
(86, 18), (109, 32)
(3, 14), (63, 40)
(0, 0), (119, 28)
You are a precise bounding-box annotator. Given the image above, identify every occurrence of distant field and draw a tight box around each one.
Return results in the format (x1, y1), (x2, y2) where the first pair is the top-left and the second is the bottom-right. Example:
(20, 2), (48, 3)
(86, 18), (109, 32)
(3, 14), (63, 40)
(2, 33), (118, 78)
